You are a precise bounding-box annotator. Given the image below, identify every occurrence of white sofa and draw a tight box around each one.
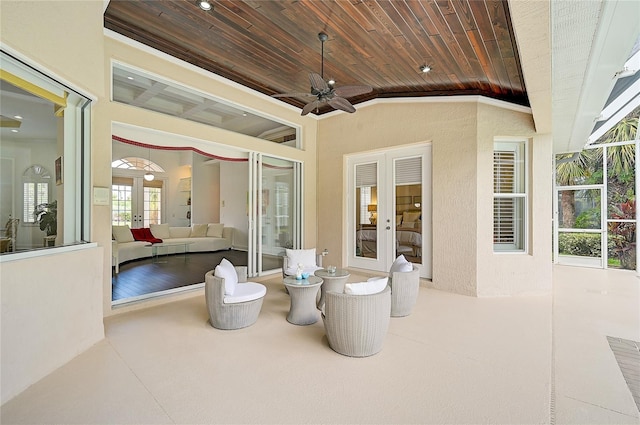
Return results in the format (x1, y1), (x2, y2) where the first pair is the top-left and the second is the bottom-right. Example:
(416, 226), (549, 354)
(112, 223), (233, 268)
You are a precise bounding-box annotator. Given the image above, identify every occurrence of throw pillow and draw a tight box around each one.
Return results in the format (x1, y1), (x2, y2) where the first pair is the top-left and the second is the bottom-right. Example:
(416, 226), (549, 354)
(207, 223), (225, 238)
(390, 254), (412, 274)
(112, 225), (134, 243)
(344, 277), (388, 295)
(214, 258), (238, 295)
(402, 211), (421, 224)
(130, 228), (146, 241)
(190, 223), (208, 237)
(286, 248), (316, 267)
(150, 223), (171, 239)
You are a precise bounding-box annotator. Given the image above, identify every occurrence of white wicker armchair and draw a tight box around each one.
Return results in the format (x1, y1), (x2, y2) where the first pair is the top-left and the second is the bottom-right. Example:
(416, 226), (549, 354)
(205, 267), (265, 330)
(322, 286), (391, 357)
(390, 264), (421, 317)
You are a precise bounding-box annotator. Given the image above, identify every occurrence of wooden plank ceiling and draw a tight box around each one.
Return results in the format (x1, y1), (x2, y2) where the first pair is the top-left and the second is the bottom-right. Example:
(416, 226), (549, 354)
(104, 0), (528, 115)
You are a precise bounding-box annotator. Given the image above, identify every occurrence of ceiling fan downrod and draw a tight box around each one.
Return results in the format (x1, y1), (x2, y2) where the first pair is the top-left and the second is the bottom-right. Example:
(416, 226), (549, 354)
(318, 32), (328, 80)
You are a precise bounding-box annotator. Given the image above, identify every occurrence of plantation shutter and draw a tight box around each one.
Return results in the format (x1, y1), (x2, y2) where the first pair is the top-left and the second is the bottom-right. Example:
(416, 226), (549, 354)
(493, 150), (516, 245)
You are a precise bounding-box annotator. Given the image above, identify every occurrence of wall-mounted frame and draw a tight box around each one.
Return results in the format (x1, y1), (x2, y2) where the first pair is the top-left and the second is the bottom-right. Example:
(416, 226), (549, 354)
(413, 196), (421, 204)
(396, 196), (412, 204)
(55, 156), (63, 185)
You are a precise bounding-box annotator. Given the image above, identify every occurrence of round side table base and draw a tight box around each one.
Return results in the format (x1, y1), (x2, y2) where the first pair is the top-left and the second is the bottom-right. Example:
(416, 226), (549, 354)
(286, 314), (318, 326)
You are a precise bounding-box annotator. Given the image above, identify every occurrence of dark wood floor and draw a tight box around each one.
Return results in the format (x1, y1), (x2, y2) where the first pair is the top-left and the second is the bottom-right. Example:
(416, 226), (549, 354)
(112, 250), (282, 302)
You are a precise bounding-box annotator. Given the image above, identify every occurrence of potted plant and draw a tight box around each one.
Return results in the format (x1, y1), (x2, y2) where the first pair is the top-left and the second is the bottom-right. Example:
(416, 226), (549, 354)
(33, 200), (57, 238)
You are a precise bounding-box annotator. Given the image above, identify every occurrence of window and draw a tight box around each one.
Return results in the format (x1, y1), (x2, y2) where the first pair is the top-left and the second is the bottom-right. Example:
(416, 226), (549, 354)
(112, 63), (299, 148)
(493, 141), (527, 252)
(22, 165), (51, 224)
(1, 50), (91, 252)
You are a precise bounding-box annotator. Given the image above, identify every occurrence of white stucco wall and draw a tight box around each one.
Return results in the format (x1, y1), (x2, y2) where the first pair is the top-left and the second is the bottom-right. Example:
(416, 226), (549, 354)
(0, 245), (104, 404)
(316, 98), (550, 296)
(0, 0), (106, 405)
(476, 102), (553, 295)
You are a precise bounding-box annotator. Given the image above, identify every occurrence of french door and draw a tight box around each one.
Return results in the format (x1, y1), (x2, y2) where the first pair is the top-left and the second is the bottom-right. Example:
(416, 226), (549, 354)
(346, 144), (432, 278)
(248, 153), (302, 277)
(112, 175), (163, 228)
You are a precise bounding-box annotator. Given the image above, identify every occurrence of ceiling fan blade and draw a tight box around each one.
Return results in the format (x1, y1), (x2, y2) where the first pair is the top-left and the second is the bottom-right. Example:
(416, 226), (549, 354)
(309, 73), (328, 92)
(271, 92), (316, 98)
(333, 84), (373, 98)
(328, 96), (356, 113)
(301, 100), (320, 116)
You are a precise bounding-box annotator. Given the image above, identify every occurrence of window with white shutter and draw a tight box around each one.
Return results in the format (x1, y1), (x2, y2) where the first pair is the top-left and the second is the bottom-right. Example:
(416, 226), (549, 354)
(493, 141), (527, 252)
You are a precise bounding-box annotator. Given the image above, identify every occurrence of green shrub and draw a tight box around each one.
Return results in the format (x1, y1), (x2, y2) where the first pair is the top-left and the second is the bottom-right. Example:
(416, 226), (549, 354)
(558, 233), (601, 256)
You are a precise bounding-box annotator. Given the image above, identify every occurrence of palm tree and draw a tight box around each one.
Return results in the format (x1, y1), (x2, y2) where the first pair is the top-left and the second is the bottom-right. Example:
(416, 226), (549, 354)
(555, 150), (598, 228)
(594, 115), (637, 179)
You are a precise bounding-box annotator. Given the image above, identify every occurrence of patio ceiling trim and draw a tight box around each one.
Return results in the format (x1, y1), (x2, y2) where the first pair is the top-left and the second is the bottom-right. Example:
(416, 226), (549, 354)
(553, 0), (640, 153)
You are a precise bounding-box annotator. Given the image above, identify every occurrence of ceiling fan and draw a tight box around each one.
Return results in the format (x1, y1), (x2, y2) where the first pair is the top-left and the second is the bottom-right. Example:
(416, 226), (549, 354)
(272, 32), (373, 116)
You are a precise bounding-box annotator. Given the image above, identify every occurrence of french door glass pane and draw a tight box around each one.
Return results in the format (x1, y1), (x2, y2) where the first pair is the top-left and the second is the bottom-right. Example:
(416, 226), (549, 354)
(112, 184), (132, 226)
(144, 186), (161, 226)
(395, 157), (422, 262)
(355, 163), (377, 258)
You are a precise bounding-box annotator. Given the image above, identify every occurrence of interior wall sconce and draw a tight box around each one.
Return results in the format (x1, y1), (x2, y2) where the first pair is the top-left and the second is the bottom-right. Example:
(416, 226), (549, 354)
(367, 204), (377, 224)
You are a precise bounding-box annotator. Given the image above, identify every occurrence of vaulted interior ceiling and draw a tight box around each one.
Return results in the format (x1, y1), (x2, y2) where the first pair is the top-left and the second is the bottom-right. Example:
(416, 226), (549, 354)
(104, 0), (529, 115)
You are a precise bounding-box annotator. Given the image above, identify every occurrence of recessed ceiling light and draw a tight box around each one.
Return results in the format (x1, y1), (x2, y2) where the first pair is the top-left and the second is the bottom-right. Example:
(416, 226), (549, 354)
(127, 76), (135, 80)
(197, 0), (213, 11)
(11, 129), (19, 133)
(242, 112), (247, 117)
(420, 65), (431, 73)
(14, 115), (23, 120)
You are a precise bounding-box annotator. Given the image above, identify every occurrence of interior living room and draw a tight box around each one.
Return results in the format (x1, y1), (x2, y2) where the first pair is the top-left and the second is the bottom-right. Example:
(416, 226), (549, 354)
(1, 1), (638, 423)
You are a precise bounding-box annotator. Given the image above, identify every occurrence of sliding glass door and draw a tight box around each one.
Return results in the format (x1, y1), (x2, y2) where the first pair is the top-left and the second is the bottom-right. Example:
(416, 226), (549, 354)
(248, 153), (301, 276)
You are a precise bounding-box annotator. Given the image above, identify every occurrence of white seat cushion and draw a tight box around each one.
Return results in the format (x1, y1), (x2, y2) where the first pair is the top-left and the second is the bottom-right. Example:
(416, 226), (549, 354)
(344, 277), (388, 295)
(214, 258), (238, 295)
(224, 282), (266, 304)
